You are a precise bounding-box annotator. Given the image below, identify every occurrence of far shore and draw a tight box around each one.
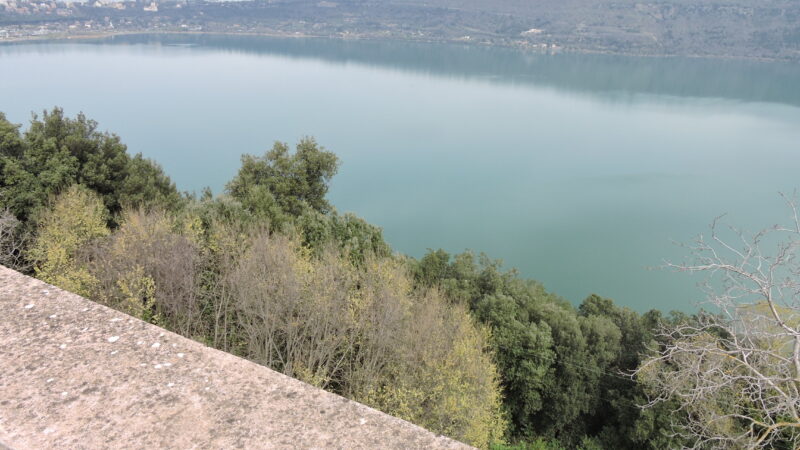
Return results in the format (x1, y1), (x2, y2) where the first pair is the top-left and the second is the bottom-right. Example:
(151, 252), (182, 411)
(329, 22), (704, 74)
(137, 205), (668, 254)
(0, 29), (793, 64)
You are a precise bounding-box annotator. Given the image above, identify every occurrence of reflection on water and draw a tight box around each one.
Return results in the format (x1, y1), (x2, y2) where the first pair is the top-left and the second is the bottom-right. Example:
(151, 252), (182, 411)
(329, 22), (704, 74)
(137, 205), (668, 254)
(61, 34), (800, 107)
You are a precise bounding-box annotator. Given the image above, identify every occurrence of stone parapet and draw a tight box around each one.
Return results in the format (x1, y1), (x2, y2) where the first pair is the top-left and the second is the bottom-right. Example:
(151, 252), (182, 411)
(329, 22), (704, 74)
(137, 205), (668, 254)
(0, 265), (469, 449)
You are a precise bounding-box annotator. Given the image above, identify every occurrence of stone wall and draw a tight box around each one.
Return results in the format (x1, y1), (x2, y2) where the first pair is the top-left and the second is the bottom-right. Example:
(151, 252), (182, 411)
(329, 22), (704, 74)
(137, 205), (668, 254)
(0, 266), (469, 449)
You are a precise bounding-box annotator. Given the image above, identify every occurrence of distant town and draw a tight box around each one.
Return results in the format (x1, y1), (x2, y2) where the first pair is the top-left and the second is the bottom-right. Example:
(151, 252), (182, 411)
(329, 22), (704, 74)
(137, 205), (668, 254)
(1, 0), (235, 42)
(0, 0), (529, 47)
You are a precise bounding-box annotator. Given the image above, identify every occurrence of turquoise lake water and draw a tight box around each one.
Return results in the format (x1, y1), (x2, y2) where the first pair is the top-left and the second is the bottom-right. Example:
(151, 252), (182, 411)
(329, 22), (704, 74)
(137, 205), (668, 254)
(2, 34), (800, 311)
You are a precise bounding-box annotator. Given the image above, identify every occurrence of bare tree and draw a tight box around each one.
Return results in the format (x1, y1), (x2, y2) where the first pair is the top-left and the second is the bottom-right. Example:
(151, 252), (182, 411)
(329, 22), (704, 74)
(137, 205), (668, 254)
(84, 209), (203, 337)
(226, 231), (359, 388)
(637, 194), (800, 448)
(0, 208), (30, 272)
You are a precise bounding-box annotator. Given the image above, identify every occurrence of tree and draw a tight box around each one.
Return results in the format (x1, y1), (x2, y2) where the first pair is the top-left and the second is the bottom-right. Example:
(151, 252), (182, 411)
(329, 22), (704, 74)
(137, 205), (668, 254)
(224, 231), (506, 448)
(296, 209), (391, 264)
(637, 194), (800, 448)
(83, 209), (204, 336)
(118, 154), (183, 212)
(0, 108), (180, 225)
(0, 112), (25, 159)
(226, 138), (339, 219)
(577, 296), (676, 449)
(365, 290), (508, 448)
(412, 249), (676, 448)
(28, 185), (109, 296)
(473, 293), (555, 438)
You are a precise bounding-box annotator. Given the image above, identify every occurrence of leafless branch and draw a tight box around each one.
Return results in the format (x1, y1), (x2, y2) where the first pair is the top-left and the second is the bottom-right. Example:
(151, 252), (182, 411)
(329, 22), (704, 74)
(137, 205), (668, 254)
(637, 193), (800, 448)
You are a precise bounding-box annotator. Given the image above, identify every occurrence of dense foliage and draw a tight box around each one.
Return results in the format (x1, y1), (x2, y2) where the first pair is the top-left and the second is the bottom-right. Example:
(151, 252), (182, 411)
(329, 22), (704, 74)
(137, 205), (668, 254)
(410, 250), (683, 448)
(0, 109), (715, 448)
(0, 109), (180, 225)
(225, 138), (390, 264)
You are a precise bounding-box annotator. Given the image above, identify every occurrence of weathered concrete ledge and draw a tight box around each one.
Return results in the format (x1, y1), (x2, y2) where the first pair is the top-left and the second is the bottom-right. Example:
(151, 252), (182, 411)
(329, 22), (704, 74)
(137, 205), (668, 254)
(0, 266), (469, 449)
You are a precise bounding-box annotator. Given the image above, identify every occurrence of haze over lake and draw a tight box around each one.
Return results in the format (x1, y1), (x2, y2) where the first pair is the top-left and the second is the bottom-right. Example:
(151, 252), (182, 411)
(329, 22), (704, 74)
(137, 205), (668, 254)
(2, 34), (799, 312)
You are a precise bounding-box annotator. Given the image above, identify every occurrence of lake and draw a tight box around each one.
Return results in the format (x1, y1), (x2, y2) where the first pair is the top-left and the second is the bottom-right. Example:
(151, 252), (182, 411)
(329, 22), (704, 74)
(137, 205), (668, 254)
(2, 34), (800, 312)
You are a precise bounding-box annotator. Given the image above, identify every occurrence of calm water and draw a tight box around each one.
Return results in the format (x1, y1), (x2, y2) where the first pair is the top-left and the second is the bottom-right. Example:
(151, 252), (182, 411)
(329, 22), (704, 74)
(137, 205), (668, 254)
(2, 34), (800, 312)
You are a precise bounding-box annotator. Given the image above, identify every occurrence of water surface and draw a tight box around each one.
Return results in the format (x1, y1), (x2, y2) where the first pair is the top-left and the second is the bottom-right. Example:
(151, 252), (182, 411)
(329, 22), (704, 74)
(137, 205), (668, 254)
(2, 34), (799, 312)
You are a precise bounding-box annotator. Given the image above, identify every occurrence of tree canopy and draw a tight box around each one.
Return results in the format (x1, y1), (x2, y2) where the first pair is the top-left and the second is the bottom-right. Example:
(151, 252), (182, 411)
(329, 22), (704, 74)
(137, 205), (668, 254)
(226, 138), (339, 218)
(411, 250), (677, 448)
(0, 108), (180, 225)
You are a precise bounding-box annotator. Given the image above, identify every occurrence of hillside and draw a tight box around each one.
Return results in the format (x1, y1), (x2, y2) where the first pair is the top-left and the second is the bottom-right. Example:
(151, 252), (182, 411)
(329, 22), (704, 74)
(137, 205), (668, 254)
(2, 0), (799, 60)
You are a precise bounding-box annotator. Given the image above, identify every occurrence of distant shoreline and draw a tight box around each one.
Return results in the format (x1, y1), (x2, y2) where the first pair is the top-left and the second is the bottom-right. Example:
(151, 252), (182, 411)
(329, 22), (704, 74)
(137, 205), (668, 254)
(1, 29), (794, 64)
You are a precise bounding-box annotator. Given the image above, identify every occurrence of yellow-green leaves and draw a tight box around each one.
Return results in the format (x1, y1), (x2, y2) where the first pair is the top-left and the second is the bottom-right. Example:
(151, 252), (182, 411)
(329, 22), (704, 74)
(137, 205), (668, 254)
(225, 231), (506, 448)
(29, 185), (109, 296)
(116, 265), (159, 324)
(362, 293), (508, 448)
